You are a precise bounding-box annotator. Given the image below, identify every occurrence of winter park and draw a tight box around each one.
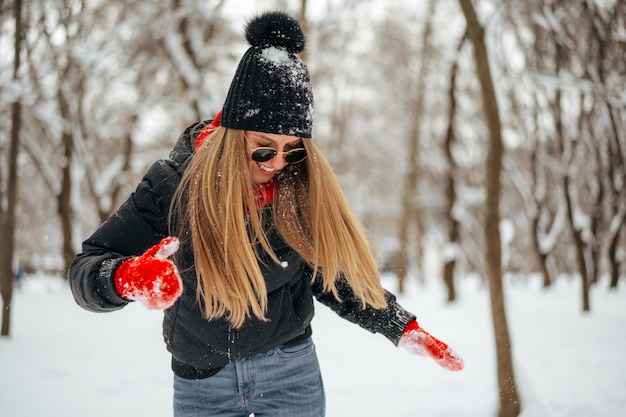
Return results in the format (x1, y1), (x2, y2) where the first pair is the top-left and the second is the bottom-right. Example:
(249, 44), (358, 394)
(1, 1), (625, 417)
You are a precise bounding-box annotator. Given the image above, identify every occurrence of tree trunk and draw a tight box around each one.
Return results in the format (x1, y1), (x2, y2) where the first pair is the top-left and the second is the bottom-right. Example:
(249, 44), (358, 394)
(442, 35), (464, 302)
(396, 116), (420, 294)
(396, 0), (434, 293)
(298, 0), (308, 62)
(607, 110), (626, 290)
(57, 86), (75, 278)
(1, 0), (22, 337)
(563, 174), (590, 311)
(588, 137), (604, 286)
(458, 1), (521, 416)
(552, 40), (591, 312)
(608, 211), (625, 289)
(530, 148), (552, 288)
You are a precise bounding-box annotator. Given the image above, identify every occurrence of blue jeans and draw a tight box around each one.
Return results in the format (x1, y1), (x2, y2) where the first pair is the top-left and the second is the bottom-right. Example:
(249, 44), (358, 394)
(173, 338), (325, 417)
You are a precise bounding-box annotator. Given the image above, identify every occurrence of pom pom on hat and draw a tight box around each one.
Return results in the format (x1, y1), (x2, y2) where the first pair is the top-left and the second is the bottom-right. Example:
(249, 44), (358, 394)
(245, 11), (305, 54)
(221, 11), (314, 138)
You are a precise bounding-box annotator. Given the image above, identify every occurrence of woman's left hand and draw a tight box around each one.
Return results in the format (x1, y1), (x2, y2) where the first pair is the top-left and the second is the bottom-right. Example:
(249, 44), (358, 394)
(399, 320), (464, 371)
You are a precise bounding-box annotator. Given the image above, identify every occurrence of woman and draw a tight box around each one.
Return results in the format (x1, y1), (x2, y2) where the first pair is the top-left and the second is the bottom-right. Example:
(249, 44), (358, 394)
(69, 11), (463, 417)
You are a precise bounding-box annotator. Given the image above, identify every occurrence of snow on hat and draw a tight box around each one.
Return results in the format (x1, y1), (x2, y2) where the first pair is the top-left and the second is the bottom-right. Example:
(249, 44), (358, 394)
(220, 11), (314, 138)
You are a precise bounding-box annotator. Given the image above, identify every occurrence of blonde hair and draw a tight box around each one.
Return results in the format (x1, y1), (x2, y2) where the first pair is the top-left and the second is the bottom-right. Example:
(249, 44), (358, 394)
(171, 127), (387, 328)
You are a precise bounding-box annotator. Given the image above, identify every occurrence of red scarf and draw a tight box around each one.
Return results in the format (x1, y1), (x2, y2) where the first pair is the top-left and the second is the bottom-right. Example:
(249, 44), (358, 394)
(253, 177), (277, 208)
(195, 110), (222, 151)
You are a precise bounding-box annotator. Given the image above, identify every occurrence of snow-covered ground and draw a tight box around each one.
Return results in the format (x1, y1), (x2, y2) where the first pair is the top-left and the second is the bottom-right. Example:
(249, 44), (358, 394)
(1, 273), (624, 416)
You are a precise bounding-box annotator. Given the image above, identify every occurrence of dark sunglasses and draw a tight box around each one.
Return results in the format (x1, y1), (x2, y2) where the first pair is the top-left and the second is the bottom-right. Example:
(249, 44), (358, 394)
(246, 136), (308, 164)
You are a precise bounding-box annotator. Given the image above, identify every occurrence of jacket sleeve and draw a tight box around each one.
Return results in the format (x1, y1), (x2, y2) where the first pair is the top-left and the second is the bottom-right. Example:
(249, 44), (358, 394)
(68, 158), (184, 312)
(311, 276), (416, 346)
(67, 118), (206, 312)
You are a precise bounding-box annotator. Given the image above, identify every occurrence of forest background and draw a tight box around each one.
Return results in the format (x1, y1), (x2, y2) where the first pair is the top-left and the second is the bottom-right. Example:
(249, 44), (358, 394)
(0, 0), (624, 415)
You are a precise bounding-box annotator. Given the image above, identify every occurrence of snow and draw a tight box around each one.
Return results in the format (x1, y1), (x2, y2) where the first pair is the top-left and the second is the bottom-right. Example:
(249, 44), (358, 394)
(1, 273), (625, 417)
(261, 46), (291, 64)
(153, 237), (180, 259)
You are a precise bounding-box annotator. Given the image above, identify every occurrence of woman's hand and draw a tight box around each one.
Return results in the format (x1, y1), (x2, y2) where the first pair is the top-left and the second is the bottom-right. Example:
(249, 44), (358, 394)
(399, 320), (464, 371)
(114, 237), (183, 310)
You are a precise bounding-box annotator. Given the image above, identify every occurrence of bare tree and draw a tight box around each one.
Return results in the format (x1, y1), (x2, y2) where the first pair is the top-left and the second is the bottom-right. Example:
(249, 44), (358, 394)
(396, 0), (435, 292)
(528, 137), (565, 288)
(583, 0), (626, 289)
(22, 3), (93, 276)
(523, 16), (566, 288)
(441, 34), (466, 302)
(458, 1), (521, 416)
(297, 0), (308, 61)
(498, 0), (625, 299)
(1, 0), (22, 337)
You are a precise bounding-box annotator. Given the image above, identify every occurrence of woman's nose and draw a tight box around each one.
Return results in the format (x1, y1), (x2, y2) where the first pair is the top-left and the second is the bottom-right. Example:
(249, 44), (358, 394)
(268, 151), (289, 170)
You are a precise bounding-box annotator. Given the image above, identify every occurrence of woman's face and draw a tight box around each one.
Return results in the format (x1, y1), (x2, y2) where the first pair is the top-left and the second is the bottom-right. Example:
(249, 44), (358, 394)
(244, 131), (304, 185)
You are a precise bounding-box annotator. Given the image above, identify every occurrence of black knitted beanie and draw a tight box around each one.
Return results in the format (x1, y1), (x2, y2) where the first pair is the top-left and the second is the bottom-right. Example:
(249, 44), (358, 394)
(220, 11), (314, 138)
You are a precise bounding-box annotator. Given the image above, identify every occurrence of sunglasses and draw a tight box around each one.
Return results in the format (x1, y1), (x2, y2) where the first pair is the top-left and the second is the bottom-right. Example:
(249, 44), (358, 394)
(245, 136), (308, 164)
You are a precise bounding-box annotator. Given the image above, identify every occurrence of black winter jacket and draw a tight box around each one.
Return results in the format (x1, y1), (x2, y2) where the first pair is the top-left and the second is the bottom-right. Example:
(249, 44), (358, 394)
(69, 121), (415, 379)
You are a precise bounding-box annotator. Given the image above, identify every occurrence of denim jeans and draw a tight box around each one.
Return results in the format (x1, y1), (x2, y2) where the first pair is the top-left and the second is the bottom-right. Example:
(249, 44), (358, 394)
(173, 338), (325, 417)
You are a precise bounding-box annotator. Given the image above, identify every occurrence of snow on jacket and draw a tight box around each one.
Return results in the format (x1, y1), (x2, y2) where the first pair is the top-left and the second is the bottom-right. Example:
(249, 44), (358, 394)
(68, 120), (415, 379)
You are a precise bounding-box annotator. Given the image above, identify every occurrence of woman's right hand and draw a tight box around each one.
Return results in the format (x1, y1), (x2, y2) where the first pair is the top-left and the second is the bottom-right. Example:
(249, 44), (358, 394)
(114, 237), (183, 310)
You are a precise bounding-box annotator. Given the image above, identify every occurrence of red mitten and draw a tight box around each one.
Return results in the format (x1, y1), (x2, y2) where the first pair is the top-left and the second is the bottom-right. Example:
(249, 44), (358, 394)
(399, 320), (464, 371)
(114, 237), (183, 310)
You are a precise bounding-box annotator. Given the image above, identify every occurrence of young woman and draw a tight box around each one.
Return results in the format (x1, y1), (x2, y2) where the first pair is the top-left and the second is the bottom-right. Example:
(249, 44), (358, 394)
(69, 11), (463, 417)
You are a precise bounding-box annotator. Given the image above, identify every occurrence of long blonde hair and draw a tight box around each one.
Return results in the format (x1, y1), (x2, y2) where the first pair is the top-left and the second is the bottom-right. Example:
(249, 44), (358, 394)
(171, 127), (387, 328)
